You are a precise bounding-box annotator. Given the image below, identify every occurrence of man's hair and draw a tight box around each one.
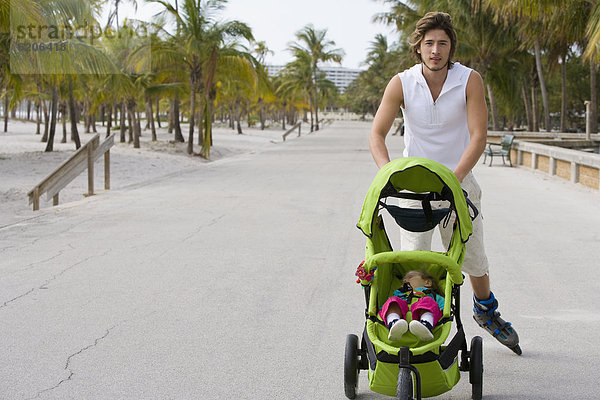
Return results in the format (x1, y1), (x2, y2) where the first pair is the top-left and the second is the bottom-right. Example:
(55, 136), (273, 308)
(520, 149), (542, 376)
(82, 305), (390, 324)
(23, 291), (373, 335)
(409, 11), (457, 68)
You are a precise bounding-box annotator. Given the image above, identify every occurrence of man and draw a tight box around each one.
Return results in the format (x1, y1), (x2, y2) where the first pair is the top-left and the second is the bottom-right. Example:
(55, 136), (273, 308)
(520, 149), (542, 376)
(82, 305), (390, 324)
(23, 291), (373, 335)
(369, 11), (520, 354)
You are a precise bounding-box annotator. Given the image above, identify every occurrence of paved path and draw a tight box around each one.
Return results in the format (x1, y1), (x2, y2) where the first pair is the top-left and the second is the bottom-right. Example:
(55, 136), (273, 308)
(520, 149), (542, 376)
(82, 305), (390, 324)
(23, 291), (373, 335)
(1, 121), (599, 399)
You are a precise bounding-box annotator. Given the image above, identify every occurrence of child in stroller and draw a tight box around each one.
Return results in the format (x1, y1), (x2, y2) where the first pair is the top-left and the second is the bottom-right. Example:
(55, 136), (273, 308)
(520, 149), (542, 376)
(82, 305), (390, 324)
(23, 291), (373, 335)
(345, 157), (488, 400)
(381, 270), (444, 342)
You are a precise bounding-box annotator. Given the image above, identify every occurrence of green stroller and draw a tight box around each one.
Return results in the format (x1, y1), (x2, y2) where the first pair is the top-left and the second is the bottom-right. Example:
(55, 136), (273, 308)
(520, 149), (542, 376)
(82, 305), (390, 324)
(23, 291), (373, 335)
(344, 157), (484, 400)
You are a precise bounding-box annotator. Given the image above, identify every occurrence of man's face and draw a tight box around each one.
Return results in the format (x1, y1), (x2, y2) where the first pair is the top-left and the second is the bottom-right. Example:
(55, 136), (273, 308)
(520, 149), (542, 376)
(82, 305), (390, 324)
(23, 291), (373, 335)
(417, 29), (451, 72)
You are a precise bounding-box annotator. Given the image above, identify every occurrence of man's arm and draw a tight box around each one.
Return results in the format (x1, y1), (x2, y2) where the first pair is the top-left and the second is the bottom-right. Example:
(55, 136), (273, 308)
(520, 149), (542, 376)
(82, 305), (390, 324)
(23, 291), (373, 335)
(453, 70), (488, 182)
(369, 76), (404, 168)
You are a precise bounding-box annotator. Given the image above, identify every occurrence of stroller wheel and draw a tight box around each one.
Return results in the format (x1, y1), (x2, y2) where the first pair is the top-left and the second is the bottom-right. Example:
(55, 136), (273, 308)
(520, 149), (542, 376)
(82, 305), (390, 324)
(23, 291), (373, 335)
(469, 336), (484, 400)
(396, 367), (413, 400)
(344, 334), (359, 399)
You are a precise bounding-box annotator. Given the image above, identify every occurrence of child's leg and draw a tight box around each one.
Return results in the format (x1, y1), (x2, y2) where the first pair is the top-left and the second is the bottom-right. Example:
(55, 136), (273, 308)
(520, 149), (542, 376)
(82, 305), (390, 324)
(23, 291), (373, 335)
(379, 296), (409, 323)
(380, 298), (409, 341)
(410, 297), (443, 326)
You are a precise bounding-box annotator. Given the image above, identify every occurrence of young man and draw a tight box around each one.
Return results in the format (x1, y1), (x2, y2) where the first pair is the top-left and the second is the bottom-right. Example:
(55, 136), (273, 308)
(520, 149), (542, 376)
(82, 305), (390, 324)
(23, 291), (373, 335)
(369, 11), (520, 354)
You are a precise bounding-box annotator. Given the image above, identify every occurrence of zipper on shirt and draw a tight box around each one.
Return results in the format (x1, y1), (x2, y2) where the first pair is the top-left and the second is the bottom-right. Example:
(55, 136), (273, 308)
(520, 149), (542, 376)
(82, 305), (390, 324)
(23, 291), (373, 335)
(430, 99), (440, 125)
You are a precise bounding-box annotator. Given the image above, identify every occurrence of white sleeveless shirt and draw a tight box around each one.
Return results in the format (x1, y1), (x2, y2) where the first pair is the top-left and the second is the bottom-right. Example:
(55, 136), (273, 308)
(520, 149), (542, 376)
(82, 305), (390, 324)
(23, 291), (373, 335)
(398, 62), (473, 171)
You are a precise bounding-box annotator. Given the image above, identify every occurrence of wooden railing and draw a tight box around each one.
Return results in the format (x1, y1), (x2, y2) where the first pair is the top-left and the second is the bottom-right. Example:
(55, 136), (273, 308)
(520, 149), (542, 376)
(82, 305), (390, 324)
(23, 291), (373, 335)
(28, 134), (115, 210)
(282, 121), (302, 141)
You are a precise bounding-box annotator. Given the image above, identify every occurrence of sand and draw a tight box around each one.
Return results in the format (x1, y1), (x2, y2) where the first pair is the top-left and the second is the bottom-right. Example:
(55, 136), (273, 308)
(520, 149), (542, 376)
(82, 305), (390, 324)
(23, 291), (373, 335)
(0, 119), (294, 227)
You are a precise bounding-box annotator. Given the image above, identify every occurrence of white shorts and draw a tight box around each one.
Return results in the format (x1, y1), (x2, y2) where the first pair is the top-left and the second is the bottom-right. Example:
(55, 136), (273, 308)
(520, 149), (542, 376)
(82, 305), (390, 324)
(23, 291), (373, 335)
(398, 172), (489, 277)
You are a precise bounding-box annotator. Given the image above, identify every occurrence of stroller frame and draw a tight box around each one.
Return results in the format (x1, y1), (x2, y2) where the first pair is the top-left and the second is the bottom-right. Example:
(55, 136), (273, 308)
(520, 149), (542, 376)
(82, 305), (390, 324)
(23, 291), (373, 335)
(345, 157), (483, 400)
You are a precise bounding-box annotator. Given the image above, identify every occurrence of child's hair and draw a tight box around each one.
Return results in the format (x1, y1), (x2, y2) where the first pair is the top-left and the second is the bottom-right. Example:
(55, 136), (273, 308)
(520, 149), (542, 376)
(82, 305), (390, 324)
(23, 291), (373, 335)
(403, 270), (442, 295)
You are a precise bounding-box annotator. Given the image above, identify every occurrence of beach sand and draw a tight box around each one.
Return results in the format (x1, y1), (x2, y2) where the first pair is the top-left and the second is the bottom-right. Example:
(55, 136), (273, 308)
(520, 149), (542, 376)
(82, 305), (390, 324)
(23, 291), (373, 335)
(0, 119), (291, 227)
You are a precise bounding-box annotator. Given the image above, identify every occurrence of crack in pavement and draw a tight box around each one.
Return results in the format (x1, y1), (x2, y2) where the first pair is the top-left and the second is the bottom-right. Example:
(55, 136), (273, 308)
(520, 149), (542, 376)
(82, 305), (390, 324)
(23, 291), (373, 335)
(0, 250), (65, 279)
(181, 214), (225, 243)
(25, 324), (117, 400)
(1, 250), (108, 311)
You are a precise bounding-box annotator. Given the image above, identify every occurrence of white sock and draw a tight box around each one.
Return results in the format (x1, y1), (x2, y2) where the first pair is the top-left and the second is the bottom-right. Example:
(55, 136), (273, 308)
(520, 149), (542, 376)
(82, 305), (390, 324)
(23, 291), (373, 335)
(420, 312), (434, 326)
(387, 313), (401, 325)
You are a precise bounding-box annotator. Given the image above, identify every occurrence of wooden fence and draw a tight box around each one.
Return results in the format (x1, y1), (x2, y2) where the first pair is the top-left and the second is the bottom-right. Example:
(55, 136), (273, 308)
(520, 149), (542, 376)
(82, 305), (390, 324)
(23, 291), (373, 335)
(28, 134), (115, 210)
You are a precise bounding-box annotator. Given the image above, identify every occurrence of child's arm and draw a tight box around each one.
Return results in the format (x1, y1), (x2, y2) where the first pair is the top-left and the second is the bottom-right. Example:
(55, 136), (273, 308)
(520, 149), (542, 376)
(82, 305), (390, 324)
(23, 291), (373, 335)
(436, 294), (445, 311)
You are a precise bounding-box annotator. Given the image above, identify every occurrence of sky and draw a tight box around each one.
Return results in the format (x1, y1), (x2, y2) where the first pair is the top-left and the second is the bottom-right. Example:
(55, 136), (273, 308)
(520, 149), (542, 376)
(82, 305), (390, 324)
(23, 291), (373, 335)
(103, 0), (400, 70)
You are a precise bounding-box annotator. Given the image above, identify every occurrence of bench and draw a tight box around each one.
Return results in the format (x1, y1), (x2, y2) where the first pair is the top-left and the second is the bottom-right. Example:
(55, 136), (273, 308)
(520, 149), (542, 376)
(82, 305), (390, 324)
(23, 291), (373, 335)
(483, 134), (514, 167)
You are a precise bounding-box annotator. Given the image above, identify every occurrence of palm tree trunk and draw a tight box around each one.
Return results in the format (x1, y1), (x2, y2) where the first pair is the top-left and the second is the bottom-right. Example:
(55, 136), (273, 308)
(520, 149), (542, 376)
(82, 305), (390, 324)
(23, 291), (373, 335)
(91, 112), (97, 133)
(487, 84), (500, 131)
(44, 85), (59, 152)
(145, 96), (156, 141)
(60, 103), (67, 143)
(281, 102), (286, 130)
(591, 60), (598, 134)
(3, 92), (8, 132)
(534, 39), (551, 131)
(173, 98), (184, 142)
(106, 103), (112, 138)
(156, 98), (161, 128)
(84, 101), (90, 133)
(521, 83), (533, 131)
(259, 98), (265, 130)
(235, 100), (243, 134)
(196, 99), (204, 146)
(42, 99), (49, 142)
(201, 102), (212, 158)
(127, 99), (140, 148)
(209, 96), (215, 145)
(136, 110), (141, 136)
(531, 85), (539, 132)
(313, 88), (319, 131)
(127, 105), (133, 143)
(200, 46), (218, 159)
(312, 66), (320, 131)
(36, 101), (41, 135)
(187, 84), (196, 154)
(168, 99), (173, 133)
(68, 76), (81, 149)
(560, 55), (567, 133)
(119, 102), (126, 143)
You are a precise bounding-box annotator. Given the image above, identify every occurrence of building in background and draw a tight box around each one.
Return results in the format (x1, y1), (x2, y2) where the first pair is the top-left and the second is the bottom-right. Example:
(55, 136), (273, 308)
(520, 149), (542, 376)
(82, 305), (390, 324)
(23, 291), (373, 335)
(266, 65), (361, 94)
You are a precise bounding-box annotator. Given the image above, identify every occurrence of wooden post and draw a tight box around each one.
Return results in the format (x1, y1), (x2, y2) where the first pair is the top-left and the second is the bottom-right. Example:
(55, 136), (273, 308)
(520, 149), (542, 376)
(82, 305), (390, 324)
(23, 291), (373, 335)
(53, 193), (59, 206)
(104, 150), (110, 190)
(33, 187), (40, 211)
(87, 142), (94, 196)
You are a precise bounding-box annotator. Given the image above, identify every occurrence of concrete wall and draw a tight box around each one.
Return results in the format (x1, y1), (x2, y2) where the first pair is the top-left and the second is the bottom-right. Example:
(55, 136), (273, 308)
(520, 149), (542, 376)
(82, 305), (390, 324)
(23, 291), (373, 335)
(510, 140), (600, 190)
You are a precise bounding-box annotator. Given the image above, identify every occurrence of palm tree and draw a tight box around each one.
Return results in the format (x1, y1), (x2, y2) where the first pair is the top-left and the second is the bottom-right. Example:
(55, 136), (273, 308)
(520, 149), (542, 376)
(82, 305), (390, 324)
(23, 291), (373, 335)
(7, 0), (119, 150)
(343, 34), (406, 118)
(482, 0), (559, 131)
(375, 0), (523, 130)
(250, 41), (274, 129)
(288, 25), (344, 131)
(279, 51), (316, 128)
(145, 0), (254, 158)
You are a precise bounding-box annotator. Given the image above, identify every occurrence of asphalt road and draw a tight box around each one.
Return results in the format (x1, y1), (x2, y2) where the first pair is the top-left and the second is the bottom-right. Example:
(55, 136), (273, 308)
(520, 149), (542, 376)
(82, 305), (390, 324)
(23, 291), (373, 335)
(2, 121), (600, 399)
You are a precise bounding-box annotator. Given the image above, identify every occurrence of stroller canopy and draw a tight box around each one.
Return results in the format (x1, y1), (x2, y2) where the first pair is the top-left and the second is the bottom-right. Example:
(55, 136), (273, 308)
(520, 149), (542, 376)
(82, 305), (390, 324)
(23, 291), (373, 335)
(357, 157), (473, 243)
